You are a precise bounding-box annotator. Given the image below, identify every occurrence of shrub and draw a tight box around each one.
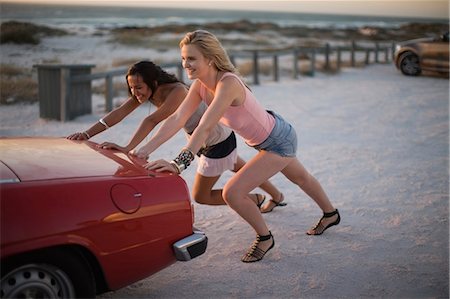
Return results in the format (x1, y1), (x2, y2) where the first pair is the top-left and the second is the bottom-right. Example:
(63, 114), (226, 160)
(0, 64), (38, 104)
(0, 77), (38, 104)
(0, 21), (67, 45)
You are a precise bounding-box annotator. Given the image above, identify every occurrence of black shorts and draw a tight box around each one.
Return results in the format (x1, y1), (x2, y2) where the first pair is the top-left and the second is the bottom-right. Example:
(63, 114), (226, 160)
(198, 131), (237, 159)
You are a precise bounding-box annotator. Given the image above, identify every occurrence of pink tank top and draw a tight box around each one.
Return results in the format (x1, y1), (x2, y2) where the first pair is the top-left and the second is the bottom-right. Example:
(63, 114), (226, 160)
(199, 72), (275, 146)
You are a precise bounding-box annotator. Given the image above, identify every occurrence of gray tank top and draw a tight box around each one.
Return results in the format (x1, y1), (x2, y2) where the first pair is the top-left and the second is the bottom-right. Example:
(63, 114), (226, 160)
(183, 101), (232, 146)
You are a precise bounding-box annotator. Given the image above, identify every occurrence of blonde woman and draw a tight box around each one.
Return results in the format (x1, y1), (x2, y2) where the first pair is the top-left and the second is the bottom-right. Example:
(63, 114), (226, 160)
(68, 60), (282, 208)
(136, 31), (340, 263)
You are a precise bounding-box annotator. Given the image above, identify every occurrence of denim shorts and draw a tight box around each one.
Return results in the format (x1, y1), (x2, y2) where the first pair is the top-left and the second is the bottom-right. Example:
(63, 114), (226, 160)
(252, 111), (298, 157)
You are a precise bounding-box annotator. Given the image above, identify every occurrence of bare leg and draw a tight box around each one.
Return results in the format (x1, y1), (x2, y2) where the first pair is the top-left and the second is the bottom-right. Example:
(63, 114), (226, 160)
(281, 158), (339, 234)
(234, 156), (282, 204)
(191, 155), (282, 207)
(192, 173), (224, 205)
(191, 172), (267, 206)
(223, 151), (338, 261)
(223, 151), (293, 261)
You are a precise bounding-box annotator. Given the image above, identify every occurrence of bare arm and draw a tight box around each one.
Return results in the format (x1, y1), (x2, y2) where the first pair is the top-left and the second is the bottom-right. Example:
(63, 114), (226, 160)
(186, 77), (243, 154)
(134, 81), (203, 158)
(100, 85), (187, 152)
(67, 97), (140, 140)
(146, 76), (244, 173)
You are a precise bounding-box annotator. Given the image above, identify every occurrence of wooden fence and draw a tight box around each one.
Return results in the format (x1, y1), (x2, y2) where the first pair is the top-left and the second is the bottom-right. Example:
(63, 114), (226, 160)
(229, 41), (394, 84)
(35, 40), (394, 121)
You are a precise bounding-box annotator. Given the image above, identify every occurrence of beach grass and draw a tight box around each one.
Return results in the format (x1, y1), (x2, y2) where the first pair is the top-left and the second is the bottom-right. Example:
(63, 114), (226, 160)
(0, 21), (68, 45)
(238, 61), (272, 77)
(109, 31), (181, 51)
(0, 64), (37, 104)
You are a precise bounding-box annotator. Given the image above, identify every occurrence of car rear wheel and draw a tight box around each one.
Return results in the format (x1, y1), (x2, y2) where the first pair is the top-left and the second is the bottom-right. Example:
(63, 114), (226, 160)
(1, 263), (75, 298)
(1, 248), (96, 299)
(399, 52), (421, 76)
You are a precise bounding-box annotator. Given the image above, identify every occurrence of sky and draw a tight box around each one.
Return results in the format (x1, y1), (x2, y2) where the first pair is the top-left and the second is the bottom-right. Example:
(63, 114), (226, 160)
(2, 0), (449, 19)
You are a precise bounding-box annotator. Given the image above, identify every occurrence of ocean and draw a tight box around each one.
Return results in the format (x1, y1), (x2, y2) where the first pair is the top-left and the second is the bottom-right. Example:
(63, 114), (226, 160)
(1, 2), (447, 32)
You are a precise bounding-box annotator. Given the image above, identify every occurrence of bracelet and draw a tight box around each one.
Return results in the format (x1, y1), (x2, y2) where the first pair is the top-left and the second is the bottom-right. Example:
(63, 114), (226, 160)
(171, 147), (195, 174)
(99, 118), (110, 129)
(82, 131), (91, 139)
(169, 161), (182, 174)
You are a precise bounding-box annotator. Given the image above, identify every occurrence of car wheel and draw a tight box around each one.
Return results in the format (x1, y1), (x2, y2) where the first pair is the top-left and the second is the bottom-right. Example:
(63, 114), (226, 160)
(1, 263), (75, 298)
(1, 248), (96, 299)
(399, 52), (421, 76)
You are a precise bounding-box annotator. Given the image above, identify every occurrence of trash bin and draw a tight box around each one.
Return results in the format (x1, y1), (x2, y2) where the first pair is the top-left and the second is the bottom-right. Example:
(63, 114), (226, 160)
(34, 64), (95, 121)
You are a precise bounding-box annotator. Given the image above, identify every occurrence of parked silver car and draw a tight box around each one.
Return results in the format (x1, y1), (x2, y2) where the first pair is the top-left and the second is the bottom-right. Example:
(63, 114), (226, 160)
(394, 32), (449, 76)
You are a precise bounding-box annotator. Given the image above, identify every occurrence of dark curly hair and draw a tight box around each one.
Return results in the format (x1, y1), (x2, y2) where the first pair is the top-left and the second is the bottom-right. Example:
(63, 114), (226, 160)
(126, 60), (180, 101)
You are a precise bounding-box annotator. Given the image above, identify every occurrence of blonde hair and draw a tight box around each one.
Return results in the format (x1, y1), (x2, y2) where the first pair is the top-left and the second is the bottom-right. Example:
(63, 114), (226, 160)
(179, 30), (239, 75)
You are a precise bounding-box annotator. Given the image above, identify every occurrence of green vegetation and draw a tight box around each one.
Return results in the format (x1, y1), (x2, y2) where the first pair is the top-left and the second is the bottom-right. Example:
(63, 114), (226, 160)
(0, 21), (68, 104)
(0, 64), (38, 104)
(109, 30), (181, 51)
(0, 21), (68, 45)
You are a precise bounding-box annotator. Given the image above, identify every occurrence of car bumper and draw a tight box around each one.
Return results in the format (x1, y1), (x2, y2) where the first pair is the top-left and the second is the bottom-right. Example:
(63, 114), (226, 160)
(173, 229), (208, 261)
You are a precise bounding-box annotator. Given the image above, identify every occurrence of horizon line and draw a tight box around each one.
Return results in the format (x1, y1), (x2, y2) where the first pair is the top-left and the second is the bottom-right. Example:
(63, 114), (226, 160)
(1, 0), (449, 20)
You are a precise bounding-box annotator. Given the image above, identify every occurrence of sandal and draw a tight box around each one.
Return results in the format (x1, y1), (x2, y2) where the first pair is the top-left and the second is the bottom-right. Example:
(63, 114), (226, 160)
(306, 209), (341, 235)
(261, 193), (287, 213)
(254, 194), (266, 208)
(241, 231), (274, 263)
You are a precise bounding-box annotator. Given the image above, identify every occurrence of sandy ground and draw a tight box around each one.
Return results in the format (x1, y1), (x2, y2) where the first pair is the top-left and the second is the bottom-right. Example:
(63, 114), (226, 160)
(1, 62), (448, 298)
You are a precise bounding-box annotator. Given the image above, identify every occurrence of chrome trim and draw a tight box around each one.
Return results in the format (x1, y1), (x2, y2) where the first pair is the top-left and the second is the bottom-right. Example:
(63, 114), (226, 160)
(0, 178), (20, 184)
(173, 230), (207, 261)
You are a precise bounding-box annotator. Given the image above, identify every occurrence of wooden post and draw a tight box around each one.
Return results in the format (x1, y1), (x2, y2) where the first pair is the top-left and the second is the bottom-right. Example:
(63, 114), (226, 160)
(105, 74), (113, 112)
(391, 41), (396, 60)
(293, 48), (299, 79)
(59, 67), (70, 122)
(272, 54), (279, 82)
(365, 49), (371, 65)
(309, 49), (316, 77)
(252, 50), (260, 85)
(351, 40), (356, 67)
(177, 63), (184, 82)
(324, 43), (330, 70)
(336, 47), (341, 70)
(230, 55), (235, 66)
(384, 47), (389, 63)
(375, 42), (380, 63)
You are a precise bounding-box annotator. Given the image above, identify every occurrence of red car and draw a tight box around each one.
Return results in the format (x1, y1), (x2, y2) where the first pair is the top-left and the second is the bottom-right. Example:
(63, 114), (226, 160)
(0, 137), (207, 298)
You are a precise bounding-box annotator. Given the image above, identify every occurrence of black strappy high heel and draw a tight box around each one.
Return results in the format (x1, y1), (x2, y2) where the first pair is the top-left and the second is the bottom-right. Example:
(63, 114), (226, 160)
(261, 193), (287, 213)
(241, 231), (274, 263)
(307, 209), (341, 235)
(255, 194), (266, 208)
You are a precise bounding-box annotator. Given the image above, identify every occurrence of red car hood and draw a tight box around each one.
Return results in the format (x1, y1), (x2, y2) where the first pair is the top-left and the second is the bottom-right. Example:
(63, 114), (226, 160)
(0, 137), (157, 182)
